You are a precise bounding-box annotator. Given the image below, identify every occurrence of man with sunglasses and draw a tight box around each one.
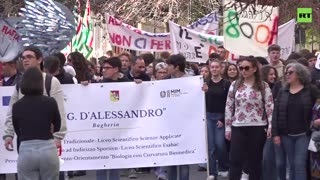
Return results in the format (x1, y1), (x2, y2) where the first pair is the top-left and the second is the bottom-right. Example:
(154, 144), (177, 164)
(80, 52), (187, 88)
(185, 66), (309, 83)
(3, 46), (67, 158)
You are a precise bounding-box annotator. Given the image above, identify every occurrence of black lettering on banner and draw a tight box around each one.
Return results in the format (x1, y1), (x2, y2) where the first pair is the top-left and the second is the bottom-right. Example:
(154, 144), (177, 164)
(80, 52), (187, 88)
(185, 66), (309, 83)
(239, 22), (254, 39)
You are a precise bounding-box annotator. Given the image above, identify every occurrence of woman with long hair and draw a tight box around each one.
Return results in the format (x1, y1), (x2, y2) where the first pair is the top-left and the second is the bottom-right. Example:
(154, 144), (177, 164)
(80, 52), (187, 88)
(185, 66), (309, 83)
(200, 65), (211, 82)
(225, 57), (273, 180)
(261, 65), (282, 180)
(67, 52), (93, 84)
(202, 60), (230, 179)
(223, 64), (239, 82)
(272, 63), (320, 180)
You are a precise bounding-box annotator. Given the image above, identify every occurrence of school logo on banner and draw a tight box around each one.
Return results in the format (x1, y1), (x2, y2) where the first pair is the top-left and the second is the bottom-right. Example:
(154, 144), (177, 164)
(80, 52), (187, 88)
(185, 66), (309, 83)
(110, 90), (120, 102)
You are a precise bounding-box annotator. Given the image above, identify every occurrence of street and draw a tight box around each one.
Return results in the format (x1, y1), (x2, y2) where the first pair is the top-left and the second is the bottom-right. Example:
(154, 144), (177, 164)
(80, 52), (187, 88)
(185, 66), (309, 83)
(5, 165), (231, 180)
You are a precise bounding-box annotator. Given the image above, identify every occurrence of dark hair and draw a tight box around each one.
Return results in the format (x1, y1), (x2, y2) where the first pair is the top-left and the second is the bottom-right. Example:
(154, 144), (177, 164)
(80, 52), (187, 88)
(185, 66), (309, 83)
(166, 54), (186, 72)
(296, 57), (309, 67)
(160, 51), (170, 60)
(217, 45), (224, 49)
(200, 65), (211, 80)
(23, 46), (43, 59)
(239, 57), (264, 91)
(287, 52), (302, 60)
(131, 56), (145, 65)
(261, 65), (278, 83)
(20, 67), (44, 95)
(304, 53), (316, 60)
(68, 52), (91, 82)
(256, 56), (269, 66)
(44, 56), (60, 74)
(209, 53), (220, 59)
(223, 63), (239, 81)
(103, 57), (122, 72)
(140, 53), (155, 66)
(267, 44), (281, 53)
(52, 53), (66, 68)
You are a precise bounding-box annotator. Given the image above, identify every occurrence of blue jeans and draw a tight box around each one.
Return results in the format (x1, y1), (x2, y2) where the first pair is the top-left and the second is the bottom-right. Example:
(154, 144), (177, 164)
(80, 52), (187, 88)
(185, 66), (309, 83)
(96, 169), (119, 180)
(167, 165), (189, 180)
(274, 141), (287, 180)
(262, 139), (277, 180)
(18, 140), (59, 180)
(276, 134), (309, 180)
(206, 112), (229, 176)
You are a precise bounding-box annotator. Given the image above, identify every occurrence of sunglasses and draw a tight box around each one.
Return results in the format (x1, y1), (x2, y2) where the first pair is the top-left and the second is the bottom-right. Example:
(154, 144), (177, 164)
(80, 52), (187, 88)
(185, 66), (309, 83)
(285, 70), (295, 76)
(239, 66), (251, 71)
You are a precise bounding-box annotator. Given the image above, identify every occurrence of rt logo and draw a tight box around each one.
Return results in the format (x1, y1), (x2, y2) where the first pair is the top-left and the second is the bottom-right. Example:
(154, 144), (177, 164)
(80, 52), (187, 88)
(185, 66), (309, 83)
(297, 8), (312, 23)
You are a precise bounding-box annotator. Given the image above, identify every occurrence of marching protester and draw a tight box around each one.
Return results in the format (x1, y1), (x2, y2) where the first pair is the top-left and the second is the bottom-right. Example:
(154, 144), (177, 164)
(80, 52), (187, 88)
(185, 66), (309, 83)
(127, 56), (150, 82)
(225, 57), (273, 180)
(154, 62), (169, 80)
(45, 55), (74, 84)
(0, 58), (22, 87)
(223, 64), (239, 82)
(268, 44), (284, 79)
(12, 67), (61, 180)
(166, 54), (191, 180)
(202, 60), (230, 179)
(118, 51), (132, 76)
(96, 57), (130, 180)
(67, 51), (93, 86)
(261, 65), (282, 180)
(3, 46), (67, 179)
(272, 63), (320, 180)
(200, 65), (211, 82)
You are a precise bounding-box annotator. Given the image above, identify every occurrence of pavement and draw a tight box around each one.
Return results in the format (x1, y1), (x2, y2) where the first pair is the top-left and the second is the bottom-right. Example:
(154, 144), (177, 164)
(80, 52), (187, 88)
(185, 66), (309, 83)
(5, 165), (230, 180)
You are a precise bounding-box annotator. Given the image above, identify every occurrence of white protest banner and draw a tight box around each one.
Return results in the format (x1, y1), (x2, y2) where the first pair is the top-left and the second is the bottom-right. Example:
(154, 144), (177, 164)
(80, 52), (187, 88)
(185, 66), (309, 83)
(223, 0), (279, 57)
(0, 19), (22, 62)
(278, 19), (295, 60)
(188, 11), (219, 35)
(0, 77), (206, 173)
(169, 21), (224, 63)
(105, 14), (171, 52)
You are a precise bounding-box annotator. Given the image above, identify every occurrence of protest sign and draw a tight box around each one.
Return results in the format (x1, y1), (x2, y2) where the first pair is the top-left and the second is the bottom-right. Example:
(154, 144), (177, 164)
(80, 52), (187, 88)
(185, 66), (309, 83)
(0, 77), (206, 172)
(170, 21), (224, 63)
(188, 11), (219, 35)
(105, 14), (171, 52)
(278, 19), (295, 60)
(0, 19), (22, 62)
(223, 0), (279, 57)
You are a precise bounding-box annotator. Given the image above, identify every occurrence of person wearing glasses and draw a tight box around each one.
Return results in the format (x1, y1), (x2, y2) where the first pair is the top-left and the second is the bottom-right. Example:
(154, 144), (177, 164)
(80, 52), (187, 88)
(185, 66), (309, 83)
(95, 57), (130, 180)
(225, 57), (273, 180)
(272, 63), (320, 180)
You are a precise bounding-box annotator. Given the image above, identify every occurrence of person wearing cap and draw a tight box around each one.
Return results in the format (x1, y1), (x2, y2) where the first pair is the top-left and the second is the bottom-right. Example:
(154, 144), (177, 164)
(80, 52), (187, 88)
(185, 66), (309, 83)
(0, 57), (22, 87)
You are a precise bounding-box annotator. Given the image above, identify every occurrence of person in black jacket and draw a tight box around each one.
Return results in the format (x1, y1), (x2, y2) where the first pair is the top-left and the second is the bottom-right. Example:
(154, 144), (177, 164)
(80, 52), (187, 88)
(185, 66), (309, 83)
(44, 55), (74, 84)
(0, 58), (22, 87)
(272, 63), (320, 180)
(96, 57), (130, 180)
(127, 56), (150, 82)
(13, 67), (61, 180)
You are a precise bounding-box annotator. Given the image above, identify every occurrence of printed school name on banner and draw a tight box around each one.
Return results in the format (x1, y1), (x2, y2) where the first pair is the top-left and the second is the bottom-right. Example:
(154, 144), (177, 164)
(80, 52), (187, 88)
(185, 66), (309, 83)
(0, 77), (207, 173)
(223, 0), (279, 56)
(105, 14), (171, 52)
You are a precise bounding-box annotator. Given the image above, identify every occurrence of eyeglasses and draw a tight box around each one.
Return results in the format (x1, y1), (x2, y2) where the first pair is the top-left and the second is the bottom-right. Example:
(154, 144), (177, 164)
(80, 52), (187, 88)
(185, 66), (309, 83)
(20, 55), (36, 61)
(239, 66), (251, 71)
(285, 71), (295, 76)
(103, 66), (114, 70)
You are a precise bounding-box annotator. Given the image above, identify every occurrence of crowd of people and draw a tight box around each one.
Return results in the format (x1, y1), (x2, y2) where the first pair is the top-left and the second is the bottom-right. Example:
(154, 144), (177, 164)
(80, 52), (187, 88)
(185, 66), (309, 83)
(0, 44), (320, 180)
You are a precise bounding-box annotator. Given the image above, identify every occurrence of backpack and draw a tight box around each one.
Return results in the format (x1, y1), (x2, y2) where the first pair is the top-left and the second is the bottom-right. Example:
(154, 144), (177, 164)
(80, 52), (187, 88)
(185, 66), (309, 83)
(16, 74), (52, 97)
(232, 80), (267, 119)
